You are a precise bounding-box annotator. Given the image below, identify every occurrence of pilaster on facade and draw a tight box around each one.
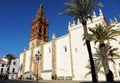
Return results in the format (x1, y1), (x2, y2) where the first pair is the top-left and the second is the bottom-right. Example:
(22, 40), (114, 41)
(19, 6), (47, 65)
(52, 34), (57, 78)
(39, 43), (44, 77)
(29, 48), (33, 73)
(69, 33), (74, 78)
(22, 49), (26, 75)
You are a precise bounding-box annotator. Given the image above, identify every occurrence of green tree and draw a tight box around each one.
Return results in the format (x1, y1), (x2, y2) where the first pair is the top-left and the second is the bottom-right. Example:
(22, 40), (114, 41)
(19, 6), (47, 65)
(60, 0), (102, 82)
(4, 54), (17, 77)
(85, 45), (119, 80)
(88, 24), (120, 81)
(85, 60), (103, 80)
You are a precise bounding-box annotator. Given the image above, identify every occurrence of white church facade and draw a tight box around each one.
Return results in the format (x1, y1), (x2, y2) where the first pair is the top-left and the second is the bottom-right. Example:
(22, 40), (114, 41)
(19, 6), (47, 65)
(19, 5), (120, 81)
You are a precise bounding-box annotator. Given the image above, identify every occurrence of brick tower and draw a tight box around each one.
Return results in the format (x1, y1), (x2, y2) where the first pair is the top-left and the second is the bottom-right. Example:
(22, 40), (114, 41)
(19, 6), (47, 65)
(29, 5), (49, 49)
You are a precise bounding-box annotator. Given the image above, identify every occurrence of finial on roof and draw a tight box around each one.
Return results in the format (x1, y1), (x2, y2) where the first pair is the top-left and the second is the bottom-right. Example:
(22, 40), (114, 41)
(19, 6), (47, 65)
(114, 17), (118, 23)
(99, 8), (103, 16)
(24, 47), (26, 51)
(77, 19), (80, 24)
(52, 33), (56, 39)
(68, 21), (71, 28)
(40, 4), (43, 9)
(36, 4), (44, 18)
(93, 11), (96, 17)
(72, 20), (75, 26)
(110, 18), (114, 24)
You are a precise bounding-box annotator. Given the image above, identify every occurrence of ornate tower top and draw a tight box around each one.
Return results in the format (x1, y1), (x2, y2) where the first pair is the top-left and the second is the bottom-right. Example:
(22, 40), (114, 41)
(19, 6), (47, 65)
(29, 5), (49, 48)
(36, 4), (44, 18)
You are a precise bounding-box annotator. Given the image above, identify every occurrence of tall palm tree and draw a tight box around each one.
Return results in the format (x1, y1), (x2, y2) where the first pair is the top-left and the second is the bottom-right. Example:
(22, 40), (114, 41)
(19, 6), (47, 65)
(85, 45), (119, 80)
(4, 54), (17, 77)
(59, 0), (102, 82)
(94, 45), (120, 64)
(88, 24), (120, 81)
(85, 60), (104, 80)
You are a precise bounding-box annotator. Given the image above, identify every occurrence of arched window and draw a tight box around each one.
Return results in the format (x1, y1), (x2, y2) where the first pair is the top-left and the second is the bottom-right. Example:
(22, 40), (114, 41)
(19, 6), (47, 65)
(1, 68), (3, 73)
(64, 46), (67, 52)
(49, 47), (51, 53)
(75, 48), (78, 53)
(44, 27), (46, 35)
(1, 64), (4, 67)
(39, 27), (42, 33)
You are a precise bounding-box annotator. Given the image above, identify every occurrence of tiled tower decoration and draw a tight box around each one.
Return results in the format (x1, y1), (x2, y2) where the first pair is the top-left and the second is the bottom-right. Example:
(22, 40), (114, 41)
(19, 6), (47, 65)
(30, 5), (49, 48)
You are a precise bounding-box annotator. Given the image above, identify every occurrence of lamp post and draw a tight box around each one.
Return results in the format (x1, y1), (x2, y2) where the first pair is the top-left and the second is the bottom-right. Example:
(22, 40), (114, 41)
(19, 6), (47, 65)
(19, 64), (22, 80)
(35, 51), (41, 83)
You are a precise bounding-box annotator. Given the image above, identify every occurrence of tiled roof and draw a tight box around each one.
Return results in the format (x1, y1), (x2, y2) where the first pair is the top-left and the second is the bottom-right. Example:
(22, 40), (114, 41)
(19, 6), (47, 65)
(0, 59), (5, 63)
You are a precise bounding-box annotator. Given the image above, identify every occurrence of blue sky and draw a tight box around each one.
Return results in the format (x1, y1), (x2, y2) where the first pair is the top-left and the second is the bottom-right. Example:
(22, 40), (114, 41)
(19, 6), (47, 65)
(0, 0), (120, 58)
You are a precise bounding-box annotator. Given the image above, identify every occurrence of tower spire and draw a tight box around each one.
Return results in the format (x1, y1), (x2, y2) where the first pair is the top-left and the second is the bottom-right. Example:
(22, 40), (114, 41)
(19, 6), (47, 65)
(99, 8), (103, 16)
(36, 4), (45, 18)
(114, 17), (118, 23)
(30, 4), (49, 48)
(93, 11), (96, 17)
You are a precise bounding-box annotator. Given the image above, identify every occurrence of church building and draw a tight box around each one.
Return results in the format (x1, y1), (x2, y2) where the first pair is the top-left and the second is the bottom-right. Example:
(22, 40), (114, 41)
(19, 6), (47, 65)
(19, 4), (120, 81)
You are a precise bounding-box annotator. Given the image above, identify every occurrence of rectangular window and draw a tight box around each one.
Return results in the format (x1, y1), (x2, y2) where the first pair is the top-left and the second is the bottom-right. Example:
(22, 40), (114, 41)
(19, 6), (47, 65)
(49, 47), (51, 53)
(1, 68), (3, 73)
(119, 71), (120, 77)
(64, 46), (67, 52)
(2, 64), (4, 67)
(13, 61), (16, 65)
(119, 63), (120, 67)
(75, 48), (78, 53)
(12, 68), (15, 73)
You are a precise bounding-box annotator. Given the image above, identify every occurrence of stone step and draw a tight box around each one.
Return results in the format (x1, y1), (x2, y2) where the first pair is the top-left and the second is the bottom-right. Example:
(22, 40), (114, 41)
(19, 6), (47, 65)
(0, 80), (120, 83)
(0, 80), (79, 83)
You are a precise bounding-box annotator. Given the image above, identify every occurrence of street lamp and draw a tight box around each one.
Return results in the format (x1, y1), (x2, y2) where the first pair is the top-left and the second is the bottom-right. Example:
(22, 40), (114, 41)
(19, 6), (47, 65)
(35, 51), (41, 83)
(19, 64), (22, 80)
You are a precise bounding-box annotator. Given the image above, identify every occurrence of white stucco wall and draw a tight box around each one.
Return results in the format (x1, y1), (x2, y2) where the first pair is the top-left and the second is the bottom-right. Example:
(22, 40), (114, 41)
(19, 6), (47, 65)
(56, 34), (72, 77)
(24, 50), (31, 72)
(69, 24), (89, 80)
(43, 42), (52, 71)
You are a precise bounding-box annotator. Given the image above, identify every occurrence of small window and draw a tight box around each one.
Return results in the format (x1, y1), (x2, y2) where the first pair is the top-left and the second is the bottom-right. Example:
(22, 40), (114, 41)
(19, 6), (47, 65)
(75, 48), (78, 53)
(1, 68), (3, 73)
(44, 28), (46, 35)
(119, 71), (120, 77)
(1, 64), (4, 67)
(119, 63), (120, 67)
(12, 68), (15, 73)
(49, 47), (51, 53)
(13, 61), (16, 65)
(64, 46), (67, 52)
(39, 27), (42, 33)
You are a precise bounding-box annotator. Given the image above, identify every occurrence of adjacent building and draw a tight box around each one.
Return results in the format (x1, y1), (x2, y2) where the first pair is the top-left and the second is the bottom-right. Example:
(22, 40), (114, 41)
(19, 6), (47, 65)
(9, 59), (19, 79)
(0, 59), (8, 75)
(0, 58), (19, 79)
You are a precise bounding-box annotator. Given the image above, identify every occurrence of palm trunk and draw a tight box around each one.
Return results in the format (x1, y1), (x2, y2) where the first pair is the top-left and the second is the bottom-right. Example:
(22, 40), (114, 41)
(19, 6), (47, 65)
(82, 17), (97, 82)
(7, 61), (11, 79)
(99, 43), (114, 82)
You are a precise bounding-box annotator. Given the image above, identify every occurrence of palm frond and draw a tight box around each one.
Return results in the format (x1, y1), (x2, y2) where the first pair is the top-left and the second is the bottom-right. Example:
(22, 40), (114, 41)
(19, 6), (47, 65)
(88, 24), (120, 44)
(59, 0), (102, 20)
(94, 44), (120, 65)
(84, 71), (91, 78)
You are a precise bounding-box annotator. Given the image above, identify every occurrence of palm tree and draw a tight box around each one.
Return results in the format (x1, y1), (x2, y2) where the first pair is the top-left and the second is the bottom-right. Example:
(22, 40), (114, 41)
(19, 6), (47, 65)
(85, 60), (104, 80)
(85, 45), (119, 80)
(88, 24), (120, 81)
(94, 45), (120, 64)
(4, 54), (17, 77)
(59, 0), (102, 82)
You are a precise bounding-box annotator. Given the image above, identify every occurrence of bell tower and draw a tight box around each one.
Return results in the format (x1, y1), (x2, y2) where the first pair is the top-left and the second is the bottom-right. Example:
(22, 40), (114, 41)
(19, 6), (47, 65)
(29, 5), (49, 49)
